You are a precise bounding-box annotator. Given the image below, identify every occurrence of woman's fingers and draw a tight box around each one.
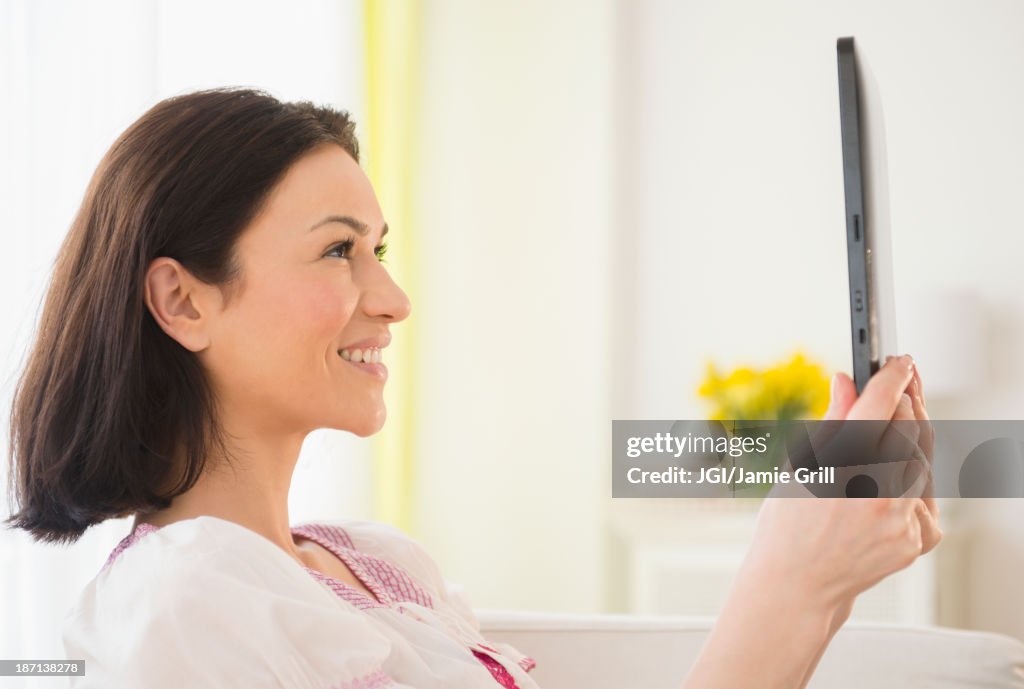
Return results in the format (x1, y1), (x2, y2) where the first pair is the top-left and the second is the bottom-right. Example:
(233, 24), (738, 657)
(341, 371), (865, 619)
(908, 367), (935, 461)
(823, 372), (858, 421)
(892, 368), (941, 545)
(847, 355), (916, 422)
(914, 498), (943, 555)
(876, 392), (921, 465)
(912, 360), (927, 409)
(905, 363), (938, 522)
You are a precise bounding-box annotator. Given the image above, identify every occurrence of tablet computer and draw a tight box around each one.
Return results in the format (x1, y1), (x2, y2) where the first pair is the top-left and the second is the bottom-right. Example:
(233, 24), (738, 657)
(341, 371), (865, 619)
(837, 37), (898, 394)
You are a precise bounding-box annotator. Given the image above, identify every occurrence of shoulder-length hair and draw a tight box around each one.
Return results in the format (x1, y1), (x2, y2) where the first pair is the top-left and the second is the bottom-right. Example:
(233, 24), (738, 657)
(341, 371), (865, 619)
(6, 87), (360, 544)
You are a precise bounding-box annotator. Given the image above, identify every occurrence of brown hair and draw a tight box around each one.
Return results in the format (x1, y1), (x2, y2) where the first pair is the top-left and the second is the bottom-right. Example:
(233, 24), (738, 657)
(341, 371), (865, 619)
(5, 87), (360, 544)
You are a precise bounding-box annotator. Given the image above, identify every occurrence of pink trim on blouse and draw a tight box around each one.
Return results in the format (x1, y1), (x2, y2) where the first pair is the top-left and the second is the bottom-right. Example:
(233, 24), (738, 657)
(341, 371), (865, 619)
(291, 522), (435, 610)
(103, 520), (531, 688)
(471, 650), (522, 689)
(102, 522), (160, 571)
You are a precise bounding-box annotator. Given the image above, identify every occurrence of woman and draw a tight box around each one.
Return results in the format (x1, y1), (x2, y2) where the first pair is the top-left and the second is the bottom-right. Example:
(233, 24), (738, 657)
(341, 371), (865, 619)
(6, 88), (939, 689)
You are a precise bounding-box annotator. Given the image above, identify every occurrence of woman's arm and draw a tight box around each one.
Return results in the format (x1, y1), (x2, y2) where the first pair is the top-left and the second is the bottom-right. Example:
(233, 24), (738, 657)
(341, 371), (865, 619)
(679, 356), (942, 689)
(679, 555), (841, 689)
(793, 597), (854, 689)
(792, 362), (937, 689)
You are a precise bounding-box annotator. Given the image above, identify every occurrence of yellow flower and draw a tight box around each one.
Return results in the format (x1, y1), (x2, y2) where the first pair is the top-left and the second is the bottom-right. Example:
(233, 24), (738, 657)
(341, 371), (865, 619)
(698, 352), (830, 420)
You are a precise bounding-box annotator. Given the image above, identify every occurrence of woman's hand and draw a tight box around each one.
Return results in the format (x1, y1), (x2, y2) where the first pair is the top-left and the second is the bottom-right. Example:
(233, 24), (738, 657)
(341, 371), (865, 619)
(824, 355), (941, 556)
(745, 355), (941, 611)
(680, 356), (942, 689)
(749, 355), (941, 689)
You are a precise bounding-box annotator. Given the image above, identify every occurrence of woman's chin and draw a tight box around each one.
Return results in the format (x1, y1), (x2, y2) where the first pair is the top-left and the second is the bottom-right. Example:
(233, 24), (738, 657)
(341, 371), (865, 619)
(339, 408), (387, 437)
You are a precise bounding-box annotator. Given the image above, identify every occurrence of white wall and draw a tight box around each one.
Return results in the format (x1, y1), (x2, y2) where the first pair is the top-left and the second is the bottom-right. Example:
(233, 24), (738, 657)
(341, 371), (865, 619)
(392, 0), (1024, 632)
(411, 0), (614, 613)
(615, 0), (1024, 639)
(616, 0), (1022, 417)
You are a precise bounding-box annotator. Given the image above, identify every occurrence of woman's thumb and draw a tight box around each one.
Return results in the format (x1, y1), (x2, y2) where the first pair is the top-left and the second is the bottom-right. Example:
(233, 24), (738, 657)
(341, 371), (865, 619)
(823, 372), (857, 420)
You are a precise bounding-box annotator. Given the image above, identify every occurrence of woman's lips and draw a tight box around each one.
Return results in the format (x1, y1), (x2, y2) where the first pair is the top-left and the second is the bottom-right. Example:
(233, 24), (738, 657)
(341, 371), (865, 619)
(340, 354), (388, 381)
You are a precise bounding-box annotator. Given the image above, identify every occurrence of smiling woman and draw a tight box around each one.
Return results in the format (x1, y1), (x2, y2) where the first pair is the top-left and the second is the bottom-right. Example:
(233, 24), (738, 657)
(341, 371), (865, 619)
(4, 88), (539, 689)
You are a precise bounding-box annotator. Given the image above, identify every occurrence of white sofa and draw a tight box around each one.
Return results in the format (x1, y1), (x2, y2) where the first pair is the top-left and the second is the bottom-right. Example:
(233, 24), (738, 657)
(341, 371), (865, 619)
(477, 609), (1024, 689)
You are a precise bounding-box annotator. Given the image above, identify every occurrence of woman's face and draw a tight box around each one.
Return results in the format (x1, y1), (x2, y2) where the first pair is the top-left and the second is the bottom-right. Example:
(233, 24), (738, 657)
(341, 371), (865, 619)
(201, 143), (411, 438)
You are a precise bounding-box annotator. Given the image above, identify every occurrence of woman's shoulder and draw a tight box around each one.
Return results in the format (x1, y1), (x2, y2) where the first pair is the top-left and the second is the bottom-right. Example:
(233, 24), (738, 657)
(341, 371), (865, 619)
(72, 516), (356, 625)
(65, 516), (399, 688)
(91, 516), (433, 598)
(96, 515), (301, 580)
(99, 515), (228, 572)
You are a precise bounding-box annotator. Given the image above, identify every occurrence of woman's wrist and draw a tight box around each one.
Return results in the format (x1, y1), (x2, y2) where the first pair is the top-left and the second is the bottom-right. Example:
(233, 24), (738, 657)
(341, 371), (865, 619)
(681, 557), (841, 689)
(822, 596), (855, 647)
(731, 555), (841, 642)
(739, 541), (851, 621)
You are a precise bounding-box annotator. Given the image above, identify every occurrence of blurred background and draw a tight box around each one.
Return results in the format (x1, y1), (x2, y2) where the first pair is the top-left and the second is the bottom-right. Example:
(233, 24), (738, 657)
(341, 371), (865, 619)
(2, 0), (1023, 684)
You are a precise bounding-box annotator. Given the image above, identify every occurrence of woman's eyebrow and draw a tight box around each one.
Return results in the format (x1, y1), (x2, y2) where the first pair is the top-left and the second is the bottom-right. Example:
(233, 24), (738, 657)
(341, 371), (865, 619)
(308, 214), (388, 239)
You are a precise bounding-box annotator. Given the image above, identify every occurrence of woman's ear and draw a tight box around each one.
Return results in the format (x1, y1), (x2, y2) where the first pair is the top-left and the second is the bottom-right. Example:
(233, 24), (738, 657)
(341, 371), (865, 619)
(144, 257), (215, 352)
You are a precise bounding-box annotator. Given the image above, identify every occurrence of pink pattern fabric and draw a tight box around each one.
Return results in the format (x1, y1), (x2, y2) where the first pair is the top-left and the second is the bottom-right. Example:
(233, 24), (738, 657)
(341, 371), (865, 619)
(103, 520), (529, 688)
(291, 523), (435, 610)
(471, 650), (521, 689)
(102, 522), (160, 571)
(292, 523), (525, 688)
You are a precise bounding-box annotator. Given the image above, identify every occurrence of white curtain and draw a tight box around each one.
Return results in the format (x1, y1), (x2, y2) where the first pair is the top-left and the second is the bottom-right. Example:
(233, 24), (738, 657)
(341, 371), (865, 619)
(0, 2), (369, 684)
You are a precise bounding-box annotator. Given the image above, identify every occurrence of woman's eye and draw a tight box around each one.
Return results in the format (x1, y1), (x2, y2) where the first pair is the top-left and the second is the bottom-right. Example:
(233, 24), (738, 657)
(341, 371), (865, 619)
(325, 240), (355, 259)
(324, 239), (388, 262)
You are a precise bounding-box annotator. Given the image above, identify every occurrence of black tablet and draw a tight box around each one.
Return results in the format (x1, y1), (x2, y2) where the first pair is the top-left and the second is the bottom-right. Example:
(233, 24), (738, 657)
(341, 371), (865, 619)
(837, 37), (898, 394)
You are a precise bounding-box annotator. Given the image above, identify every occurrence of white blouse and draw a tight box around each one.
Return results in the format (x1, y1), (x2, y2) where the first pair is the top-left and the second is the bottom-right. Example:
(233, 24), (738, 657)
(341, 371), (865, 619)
(62, 516), (541, 688)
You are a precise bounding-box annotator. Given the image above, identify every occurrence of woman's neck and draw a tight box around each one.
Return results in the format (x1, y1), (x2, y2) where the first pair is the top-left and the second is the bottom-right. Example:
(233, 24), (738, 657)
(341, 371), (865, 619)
(133, 428), (309, 560)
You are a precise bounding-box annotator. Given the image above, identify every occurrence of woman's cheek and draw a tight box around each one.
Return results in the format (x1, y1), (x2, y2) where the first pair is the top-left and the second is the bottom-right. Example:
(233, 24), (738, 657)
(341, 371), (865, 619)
(296, 285), (359, 341)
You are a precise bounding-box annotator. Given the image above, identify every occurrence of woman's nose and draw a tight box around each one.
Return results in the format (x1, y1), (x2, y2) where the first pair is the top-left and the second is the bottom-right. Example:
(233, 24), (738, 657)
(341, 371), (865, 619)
(361, 261), (412, 323)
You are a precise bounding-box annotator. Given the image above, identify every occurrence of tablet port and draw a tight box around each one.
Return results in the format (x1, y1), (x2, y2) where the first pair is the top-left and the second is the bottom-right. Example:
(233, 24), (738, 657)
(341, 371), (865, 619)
(853, 214), (861, 241)
(859, 328), (866, 344)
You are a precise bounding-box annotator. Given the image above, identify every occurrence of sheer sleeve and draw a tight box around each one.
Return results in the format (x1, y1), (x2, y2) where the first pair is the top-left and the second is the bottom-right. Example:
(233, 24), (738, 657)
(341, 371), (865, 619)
(63, 518), (417, 689)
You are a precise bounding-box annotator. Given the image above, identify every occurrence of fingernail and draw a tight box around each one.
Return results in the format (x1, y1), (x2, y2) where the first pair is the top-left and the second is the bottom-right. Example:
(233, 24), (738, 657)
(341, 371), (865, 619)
(830, 373), (839, 398)
(901, 354), (914, 368)
(901, 393), (912, 406)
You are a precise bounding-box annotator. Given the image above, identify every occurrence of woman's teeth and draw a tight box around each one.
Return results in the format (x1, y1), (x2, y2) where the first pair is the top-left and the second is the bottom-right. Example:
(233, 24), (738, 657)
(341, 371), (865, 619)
(339, 347), (382, 364)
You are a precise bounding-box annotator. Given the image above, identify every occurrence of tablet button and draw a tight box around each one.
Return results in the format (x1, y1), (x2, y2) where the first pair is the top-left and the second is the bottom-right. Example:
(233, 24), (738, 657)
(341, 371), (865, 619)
(854, 290), (864, 311)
